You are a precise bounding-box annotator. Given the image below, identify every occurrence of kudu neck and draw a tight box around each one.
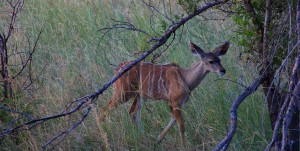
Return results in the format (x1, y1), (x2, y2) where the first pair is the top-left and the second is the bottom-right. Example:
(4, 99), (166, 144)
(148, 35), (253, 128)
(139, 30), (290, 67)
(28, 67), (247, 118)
(181, 61), (209, 91)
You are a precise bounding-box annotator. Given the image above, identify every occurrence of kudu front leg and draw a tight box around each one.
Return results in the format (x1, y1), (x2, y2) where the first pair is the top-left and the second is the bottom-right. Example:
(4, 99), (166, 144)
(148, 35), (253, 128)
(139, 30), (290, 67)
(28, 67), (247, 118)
(98, 94), (129, 124)
(157, 116), (176, 143)
(173, 108), (185, 147)
(157, 107), (185, 147)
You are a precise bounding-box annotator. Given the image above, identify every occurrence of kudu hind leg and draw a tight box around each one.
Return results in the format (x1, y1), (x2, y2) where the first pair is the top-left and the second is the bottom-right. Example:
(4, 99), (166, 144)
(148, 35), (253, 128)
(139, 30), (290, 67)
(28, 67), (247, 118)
(96, 96), (123, 151)
(129, 96), (145, 131)
(129, 97), (142, 124)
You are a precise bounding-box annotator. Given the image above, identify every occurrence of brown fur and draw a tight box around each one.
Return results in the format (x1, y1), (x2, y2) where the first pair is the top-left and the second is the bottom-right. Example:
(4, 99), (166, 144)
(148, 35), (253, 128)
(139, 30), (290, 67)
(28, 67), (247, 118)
(99, 41), (230, 147)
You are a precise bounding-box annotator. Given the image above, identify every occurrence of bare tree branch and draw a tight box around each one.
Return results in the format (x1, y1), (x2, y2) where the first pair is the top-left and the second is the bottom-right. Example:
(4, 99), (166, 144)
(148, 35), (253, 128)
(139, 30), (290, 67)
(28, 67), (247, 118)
(0, 105), (33, 120)
(264, 94), (290, 151)
(0, 96), (91, 137)
(263, 0), (271, 54)
(5, 0), (24, 41)
(142, 0), (175, 24)
(281, 98), (297, 150)
(42, 106), (92, 151)
(212, 78), (248, 89)
(213, 74), (266, 151)
(98, 19), (158, 42)
(12, 27), (44, 79)
(150, 29), (177, 63)
(264, 40), (300, 151)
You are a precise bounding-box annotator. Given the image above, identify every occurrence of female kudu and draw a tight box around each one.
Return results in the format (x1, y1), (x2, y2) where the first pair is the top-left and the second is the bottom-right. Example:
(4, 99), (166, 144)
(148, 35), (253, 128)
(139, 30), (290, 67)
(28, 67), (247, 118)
(99, 41), (230, 147)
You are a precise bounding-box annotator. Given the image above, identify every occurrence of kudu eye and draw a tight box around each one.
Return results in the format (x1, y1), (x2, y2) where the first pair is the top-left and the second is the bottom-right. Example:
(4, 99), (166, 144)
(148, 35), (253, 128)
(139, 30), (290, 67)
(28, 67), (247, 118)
(209, 61), (215, 64)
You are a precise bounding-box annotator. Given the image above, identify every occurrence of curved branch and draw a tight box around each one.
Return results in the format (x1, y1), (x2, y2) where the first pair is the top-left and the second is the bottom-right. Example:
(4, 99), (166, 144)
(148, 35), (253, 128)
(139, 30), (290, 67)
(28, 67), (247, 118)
(98, 19), (158, 42)
(214, 74), (265, 151)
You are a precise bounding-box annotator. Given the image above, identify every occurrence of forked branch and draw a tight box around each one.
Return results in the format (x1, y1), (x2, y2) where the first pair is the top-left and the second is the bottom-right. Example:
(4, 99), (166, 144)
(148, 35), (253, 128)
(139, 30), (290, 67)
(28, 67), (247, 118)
(12, 27), (45, 79)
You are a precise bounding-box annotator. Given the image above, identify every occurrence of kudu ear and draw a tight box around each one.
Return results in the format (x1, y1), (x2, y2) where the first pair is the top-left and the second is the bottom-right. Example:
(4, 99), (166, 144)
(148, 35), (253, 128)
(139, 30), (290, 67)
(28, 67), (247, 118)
(213, 41), (230, 56)
(190, 41), (204, 57)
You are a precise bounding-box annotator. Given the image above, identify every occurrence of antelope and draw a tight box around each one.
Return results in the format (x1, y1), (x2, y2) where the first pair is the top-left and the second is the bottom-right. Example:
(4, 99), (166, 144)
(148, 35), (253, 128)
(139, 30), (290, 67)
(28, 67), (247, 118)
(99, 41), (230, 147)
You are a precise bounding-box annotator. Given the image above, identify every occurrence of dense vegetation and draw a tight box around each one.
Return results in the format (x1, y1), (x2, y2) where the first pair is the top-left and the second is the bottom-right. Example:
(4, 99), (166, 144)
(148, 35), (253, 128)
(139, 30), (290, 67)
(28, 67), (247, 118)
(0, 0), (286, 150)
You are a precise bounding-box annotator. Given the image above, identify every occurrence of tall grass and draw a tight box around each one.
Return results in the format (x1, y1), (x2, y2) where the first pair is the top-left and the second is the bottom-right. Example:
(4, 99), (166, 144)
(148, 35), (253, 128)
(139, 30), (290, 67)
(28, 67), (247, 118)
(1, 0), (271, 150)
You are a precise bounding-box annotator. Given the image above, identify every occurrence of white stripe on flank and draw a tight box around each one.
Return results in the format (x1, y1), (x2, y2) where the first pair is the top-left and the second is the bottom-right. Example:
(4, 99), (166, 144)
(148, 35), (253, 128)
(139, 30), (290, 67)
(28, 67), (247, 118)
(150, 65), (155, 97)
(147, 65), (151, 97)
(139, 63), (143, 92)
(161, 78), (166, 94)
(127, 70), (130, 92)
(160, 65), (167, 95)
(158, 65), (162, 93)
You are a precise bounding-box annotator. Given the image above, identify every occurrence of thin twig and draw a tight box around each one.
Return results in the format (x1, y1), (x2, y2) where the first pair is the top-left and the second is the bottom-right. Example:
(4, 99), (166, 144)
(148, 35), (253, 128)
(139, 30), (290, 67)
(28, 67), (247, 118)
(212, 78), (248, 89)
(42, 106), (92, 150)
(142, 0), (175, 24)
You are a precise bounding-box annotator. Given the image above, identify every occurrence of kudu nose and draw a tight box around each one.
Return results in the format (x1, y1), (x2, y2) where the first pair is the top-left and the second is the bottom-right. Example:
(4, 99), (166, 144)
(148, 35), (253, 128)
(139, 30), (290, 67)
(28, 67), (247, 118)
(219, 69), (226, 76)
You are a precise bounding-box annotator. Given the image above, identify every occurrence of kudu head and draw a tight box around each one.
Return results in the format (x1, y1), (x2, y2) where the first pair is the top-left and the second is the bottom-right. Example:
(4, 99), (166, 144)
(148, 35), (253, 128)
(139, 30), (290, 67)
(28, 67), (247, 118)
(190, 41), (230, 76)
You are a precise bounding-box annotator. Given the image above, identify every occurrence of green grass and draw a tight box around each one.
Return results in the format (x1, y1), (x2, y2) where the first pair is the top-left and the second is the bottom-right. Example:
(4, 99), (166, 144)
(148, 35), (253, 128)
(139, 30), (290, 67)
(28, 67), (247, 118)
(0, 0), (271, 150)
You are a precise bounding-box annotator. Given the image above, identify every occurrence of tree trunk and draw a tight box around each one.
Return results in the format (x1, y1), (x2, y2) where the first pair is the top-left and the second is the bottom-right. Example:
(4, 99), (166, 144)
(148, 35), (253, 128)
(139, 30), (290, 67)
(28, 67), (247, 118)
(286, 2), (300, 149)
(0, 36), (12, 99)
